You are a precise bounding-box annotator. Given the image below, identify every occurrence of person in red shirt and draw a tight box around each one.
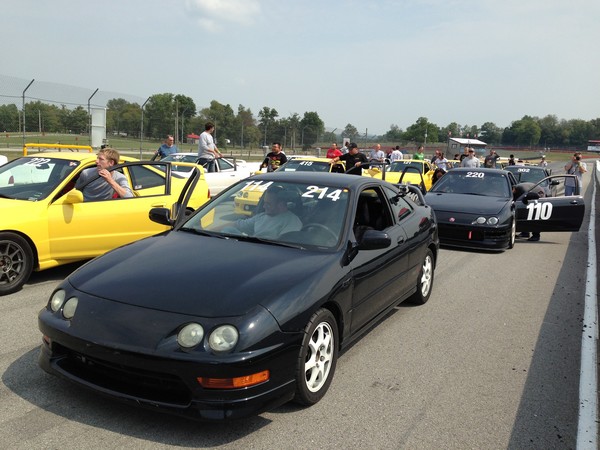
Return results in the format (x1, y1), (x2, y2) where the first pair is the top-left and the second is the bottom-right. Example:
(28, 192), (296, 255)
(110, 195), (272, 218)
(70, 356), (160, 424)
(326, 142), (342, 159)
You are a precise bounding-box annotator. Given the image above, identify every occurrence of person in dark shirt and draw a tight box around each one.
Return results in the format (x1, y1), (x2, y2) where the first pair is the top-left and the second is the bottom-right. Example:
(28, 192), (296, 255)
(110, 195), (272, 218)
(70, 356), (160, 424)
(261, 142), (287, 172)
(334, 142), (369, 175)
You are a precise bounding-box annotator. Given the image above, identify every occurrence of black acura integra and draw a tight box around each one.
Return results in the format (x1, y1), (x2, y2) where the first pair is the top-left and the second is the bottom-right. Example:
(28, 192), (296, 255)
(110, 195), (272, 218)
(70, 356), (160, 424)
(425, 168), (584, 250)
(38, 171), (439, 421)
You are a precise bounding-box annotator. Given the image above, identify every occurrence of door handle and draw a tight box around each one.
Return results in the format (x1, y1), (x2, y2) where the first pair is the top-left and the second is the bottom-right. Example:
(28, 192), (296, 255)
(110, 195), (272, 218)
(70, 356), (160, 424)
(570, 200), (579, 204)
(397, 237), (405, 244)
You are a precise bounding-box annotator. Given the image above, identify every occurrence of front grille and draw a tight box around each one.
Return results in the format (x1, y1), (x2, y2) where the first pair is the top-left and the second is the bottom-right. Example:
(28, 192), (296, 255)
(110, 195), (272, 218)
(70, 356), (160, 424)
(438, 224), (507, 242)
(54, 343), (191, 406)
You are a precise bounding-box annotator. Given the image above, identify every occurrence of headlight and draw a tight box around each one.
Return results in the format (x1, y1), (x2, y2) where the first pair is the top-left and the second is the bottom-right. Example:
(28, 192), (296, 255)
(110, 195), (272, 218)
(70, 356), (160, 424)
(487, 217), (499, 225)
(50, 290), (66, 312)
(209, 325), (239, 352)
(177, 323), (204, 348)
(475, 217), (487, 224)
(62, 297), (78, 319)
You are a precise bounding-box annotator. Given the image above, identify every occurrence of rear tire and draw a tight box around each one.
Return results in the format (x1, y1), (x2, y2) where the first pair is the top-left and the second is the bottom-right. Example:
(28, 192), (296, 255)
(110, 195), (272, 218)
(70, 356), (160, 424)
(294, 308), (338, 406)
(0, 232), (34, 296)
(409, 249), (434, 305)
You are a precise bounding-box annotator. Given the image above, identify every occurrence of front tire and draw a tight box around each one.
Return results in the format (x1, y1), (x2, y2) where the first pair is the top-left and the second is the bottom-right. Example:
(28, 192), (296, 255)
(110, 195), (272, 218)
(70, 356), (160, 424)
(507, 216), (516, 249)
(294, 308), (338, 406)
(409, 249), (435, 305)
(0, 232), (34, 296)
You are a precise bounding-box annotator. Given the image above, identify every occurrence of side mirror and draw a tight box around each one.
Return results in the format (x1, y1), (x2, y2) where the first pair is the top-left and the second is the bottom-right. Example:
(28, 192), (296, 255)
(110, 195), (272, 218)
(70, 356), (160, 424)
(64, 189), (84, 204)
(358, 229), (391, 250)
(149, 207), (174, 226)
(550, 179), (560, 186)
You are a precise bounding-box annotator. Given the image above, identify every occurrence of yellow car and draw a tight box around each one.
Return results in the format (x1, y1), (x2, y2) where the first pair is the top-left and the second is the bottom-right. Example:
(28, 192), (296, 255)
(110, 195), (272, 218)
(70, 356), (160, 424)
(365, 159), (435, 191)
(234, 156), (345, 216)
(0, 151), (209, 295)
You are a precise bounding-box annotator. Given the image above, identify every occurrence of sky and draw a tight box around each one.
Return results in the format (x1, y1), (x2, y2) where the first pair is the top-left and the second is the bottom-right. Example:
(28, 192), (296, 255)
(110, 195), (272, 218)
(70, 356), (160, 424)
(2, 0), (599, 135)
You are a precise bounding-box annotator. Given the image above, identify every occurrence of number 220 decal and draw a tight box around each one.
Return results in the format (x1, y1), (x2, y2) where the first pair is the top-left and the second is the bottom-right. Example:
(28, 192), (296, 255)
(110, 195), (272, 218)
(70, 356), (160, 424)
(526, 202), (553, 220)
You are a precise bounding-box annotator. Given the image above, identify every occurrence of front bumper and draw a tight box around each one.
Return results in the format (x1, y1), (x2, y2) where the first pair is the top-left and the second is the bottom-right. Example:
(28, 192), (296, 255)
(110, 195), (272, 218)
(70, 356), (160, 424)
(38, 310), (301, 421)
(437, 222), (511, 250)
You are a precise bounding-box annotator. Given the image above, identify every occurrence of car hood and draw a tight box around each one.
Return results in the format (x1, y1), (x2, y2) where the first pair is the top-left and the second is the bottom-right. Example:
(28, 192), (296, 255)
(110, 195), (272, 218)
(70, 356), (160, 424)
(425, 192), (510, 215)
(68, 231), (338, 318)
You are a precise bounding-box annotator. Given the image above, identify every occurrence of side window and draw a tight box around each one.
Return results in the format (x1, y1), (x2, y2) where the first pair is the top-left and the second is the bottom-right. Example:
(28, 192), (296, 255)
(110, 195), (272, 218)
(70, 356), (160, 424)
(384, 186), (413, 222)
(218, 159), (234, 171)
(128, 165), (166, 192)
(354, 187), (393, 232)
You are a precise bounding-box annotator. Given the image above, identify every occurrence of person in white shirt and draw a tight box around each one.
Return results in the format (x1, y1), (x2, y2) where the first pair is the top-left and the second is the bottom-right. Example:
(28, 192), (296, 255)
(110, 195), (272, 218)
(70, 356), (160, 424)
(390, 146), (403, 161)
(198, 122), (222, 172)
(460, 148), (481, 168)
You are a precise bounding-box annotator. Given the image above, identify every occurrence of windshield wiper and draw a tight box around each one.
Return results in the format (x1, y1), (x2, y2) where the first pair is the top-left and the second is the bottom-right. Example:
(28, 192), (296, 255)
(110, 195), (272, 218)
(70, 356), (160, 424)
(178, 227), (228, 239)
(234, 234), (306, 249)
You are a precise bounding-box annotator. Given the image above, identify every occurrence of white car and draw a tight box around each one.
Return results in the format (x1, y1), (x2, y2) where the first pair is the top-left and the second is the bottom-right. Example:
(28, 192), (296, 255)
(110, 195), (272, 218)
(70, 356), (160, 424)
(161, 153), (254, 196)
(0, 155), (7, 166)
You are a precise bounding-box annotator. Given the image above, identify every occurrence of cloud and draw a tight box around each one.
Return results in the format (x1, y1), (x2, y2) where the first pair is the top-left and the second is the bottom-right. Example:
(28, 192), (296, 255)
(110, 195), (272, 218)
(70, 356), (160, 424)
(185, 0), (261, 31)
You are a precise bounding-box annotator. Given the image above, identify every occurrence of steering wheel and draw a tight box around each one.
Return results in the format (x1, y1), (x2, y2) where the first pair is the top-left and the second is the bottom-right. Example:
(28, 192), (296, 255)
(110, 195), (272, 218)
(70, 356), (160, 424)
(301, 223), (338, 242)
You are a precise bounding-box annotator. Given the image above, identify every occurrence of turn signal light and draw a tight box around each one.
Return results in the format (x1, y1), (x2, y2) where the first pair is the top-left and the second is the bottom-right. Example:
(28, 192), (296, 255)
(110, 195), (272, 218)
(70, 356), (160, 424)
(197, 370), (269, 389)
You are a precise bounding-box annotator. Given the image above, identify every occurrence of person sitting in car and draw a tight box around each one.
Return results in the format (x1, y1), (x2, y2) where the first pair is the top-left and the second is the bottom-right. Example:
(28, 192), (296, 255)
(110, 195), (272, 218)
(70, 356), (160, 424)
(233, 186), (302, 239)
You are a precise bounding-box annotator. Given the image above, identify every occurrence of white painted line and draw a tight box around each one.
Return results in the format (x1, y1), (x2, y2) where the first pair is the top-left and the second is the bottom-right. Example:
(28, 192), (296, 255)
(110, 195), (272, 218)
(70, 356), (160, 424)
(577, 160), (599, 450)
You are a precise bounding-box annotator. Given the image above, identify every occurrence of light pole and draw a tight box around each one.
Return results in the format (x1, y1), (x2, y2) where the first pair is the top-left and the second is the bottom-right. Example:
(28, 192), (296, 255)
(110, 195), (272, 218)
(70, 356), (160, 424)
(301, 125), (311, 148)
(139, 97), (150, 159)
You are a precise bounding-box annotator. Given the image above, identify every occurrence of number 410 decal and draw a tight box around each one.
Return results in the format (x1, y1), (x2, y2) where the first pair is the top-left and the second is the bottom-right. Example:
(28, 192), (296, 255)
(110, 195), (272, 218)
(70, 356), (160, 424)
(526, 201), (553, 220)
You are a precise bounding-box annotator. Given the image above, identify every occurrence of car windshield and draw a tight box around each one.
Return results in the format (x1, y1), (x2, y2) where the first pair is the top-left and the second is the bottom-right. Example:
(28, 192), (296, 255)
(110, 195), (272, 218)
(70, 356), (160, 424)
(181, 179), (350, 249)
(429, 170), (511, 197)
(505, 167), (548, 185)
(389, 161), (425, 173)
(278, 159), (332, 172)
(0, 156), (80, 200)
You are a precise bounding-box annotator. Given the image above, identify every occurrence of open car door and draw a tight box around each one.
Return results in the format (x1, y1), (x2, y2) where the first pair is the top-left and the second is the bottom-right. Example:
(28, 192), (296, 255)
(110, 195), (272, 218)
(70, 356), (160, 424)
(515, 174), (585, 233)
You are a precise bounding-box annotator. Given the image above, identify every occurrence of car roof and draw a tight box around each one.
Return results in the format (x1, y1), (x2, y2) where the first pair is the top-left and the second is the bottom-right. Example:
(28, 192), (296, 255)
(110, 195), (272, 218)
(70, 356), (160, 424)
(20, 152), (139, 163)
(251, 171), (396, 190)
(285, 156), (332, 163)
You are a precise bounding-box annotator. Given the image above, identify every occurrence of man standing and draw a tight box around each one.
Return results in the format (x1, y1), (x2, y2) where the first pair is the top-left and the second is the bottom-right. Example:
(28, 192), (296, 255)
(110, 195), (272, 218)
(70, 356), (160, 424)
(155, 135), (178, 159)
(261, 142), (288, 172)
(413, 145), (425, 160)
(483, 149), (500, 168)
(75, 148), (133, 201)
(564, 152), (587, 196)
(198, 122), (222, 172)
(370, 144), (385, 163)
(335, 143), (369, 175)
(326, 142), (342, 159)
(390, 146), (403, 161)
(460, 148), (481, 168)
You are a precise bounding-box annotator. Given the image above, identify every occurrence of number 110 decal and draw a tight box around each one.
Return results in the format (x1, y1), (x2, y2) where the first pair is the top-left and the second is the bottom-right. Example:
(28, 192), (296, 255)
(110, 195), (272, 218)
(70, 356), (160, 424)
(526, 201), (553, 220)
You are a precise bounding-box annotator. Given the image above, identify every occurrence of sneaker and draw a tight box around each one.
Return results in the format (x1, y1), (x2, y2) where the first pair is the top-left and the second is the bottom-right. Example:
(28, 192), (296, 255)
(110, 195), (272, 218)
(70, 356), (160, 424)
(528, 235), (540, 242)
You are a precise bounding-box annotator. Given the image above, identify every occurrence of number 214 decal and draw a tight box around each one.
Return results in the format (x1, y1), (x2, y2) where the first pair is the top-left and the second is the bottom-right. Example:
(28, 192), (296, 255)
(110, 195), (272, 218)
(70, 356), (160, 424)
(526, 202), (553, 220)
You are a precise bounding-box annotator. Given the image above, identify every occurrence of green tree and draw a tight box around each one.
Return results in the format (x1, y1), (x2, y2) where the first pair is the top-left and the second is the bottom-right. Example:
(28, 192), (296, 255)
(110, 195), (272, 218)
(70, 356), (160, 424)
(0, 104), (20, 132)
(235, 104), (258, 148)
(383, 124), (403, 142)
(404, 117), (438, 144)
(342, 124), (359, 141)
(511, 116), (541, 146)
(257, 107), (279, 146)
(300, 111), (324, 148)
(145, 93), (176, 139)
(106, 98), (130, 135)
(479, 122), (502, 144)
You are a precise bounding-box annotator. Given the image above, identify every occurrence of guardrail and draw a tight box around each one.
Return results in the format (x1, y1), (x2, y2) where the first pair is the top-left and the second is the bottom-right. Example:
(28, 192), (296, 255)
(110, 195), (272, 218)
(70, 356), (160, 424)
(23, 143), (94, 156)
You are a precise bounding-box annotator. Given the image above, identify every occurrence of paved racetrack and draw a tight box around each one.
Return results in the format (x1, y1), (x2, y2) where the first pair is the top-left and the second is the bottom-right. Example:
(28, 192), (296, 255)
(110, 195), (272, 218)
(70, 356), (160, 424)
(1, 160), (597, 449)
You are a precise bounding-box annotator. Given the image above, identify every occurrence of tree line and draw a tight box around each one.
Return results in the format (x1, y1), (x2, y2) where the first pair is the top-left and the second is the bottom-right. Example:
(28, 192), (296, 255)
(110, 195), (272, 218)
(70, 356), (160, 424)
(1, 94), (598, 149)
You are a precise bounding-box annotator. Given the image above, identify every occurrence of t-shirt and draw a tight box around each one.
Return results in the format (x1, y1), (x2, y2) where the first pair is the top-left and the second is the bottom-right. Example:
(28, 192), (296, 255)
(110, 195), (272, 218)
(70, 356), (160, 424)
(390, 150), (403, 161)
(75, 167), (133, 201)
(483, 153), (500, 168)
(198, 131), (216, 159)
(262, 152), (288, 172)
(340, 152), (369, 175)
(460, 156), (481, 168)
(235, 211), (302, 239)
(327, 148), (342, 159)
(157, 143), (178, 158)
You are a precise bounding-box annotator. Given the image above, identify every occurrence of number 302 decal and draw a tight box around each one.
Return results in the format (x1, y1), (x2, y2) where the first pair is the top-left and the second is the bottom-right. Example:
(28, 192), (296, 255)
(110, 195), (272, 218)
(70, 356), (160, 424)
(526, 201), (553, 220)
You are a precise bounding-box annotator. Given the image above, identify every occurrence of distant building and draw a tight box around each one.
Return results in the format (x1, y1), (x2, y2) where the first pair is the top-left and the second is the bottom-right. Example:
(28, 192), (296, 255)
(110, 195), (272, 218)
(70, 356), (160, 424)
(448, 137), (487, 156)
(187, 133), (200, 144)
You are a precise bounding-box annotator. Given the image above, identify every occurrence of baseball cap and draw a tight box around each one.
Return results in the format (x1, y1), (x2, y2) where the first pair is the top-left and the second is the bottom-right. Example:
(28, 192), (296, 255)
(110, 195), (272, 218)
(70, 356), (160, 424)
(349, 142), (358, 149)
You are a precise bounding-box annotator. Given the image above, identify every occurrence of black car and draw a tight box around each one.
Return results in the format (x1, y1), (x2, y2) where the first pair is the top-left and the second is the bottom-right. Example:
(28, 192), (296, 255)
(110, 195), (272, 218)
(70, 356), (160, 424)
(39, 172), (439, 421)
(424, 168), (584, 250)
(504, 165), (557, 197)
